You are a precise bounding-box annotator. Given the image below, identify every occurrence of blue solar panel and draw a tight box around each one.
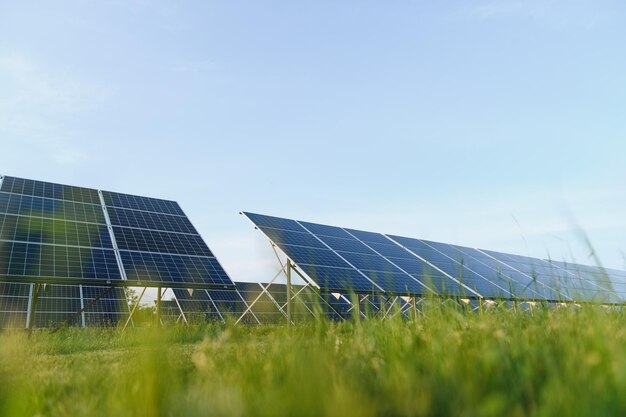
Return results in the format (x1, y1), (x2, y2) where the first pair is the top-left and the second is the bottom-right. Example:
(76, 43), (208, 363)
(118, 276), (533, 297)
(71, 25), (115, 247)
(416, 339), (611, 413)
(0, 175), (234, 290)
(112, 226), (212, 256)
(244, 212), (305, 232)
(101, 191), (185, 216)
(103, 189), (233, 289)
(322, 292), (353, 319)
(543, 260), (621, 303)
(244, 212), (458, 296)
(480, 250), (576, 301)
(107, 207), (198, 234)
(208, 288), (250, 319)
(244, 212), (626, 303)
(297, 264), (381, 293)
(604, 268), (626, 300)
(440, 244), (540, 299)
(1, 176), (100, 204)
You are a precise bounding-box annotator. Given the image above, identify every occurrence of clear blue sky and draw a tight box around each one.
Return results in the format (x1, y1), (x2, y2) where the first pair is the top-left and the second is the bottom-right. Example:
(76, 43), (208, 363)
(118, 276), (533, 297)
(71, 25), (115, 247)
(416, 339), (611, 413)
(1, 0), (625, 286)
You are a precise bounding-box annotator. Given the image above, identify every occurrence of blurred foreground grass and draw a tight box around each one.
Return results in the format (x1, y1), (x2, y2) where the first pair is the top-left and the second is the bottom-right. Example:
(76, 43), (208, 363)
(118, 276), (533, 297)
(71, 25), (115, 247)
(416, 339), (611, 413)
(2, 303), (626, 417)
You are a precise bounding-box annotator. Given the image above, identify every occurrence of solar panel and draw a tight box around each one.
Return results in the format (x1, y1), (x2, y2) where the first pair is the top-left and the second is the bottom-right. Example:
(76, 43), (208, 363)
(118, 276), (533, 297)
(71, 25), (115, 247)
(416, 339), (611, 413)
(0, 175), (234, 328)
(322, 292), (354, 319)
(102, 190), (233, 289)
(0, 281), (128, 328)
(82, 286), (129, 326)
(208, 288), (249, 317)
(243, 212), (626, 304)
(156, 299), (185, 323)
(0, 282), (30, 327)
(0, 175), (233, 289)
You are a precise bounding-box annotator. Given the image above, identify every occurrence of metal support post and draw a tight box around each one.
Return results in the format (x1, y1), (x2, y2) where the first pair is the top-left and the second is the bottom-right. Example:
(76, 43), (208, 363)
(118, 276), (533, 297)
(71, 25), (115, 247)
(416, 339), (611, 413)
(122, 287), (147, 331)
(27, 283), (42, 337)
(286, 261), (292, 327)
(156, 287), (162, 327)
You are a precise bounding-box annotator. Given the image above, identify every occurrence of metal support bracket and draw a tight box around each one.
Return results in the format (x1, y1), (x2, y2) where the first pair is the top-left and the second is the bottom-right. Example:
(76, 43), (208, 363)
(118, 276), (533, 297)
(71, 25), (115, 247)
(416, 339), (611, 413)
(123, 287), (147, 331)
(51, 286), (116, 333)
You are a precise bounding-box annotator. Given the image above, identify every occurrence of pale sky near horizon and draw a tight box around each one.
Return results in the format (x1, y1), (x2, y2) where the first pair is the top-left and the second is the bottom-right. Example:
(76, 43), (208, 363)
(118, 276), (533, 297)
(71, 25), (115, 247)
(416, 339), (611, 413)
(1, 0), (625, 296)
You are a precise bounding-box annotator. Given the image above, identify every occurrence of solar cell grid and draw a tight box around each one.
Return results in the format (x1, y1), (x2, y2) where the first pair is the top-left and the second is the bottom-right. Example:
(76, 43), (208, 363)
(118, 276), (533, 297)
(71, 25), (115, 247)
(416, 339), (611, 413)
(256, 227), (327, 249)
(107, 207), (197, 234)
(0, 242), (120, 282)
(416, 240), (521, 299)
(294, 264), (380, 293)
(1, 176), (101, 205)
(244, 212), (305, 232)
(208, 288), (249, 317)
(323, 292), (353, 318)
(101, 190), (232, 289)
(279, 245), (348, 268)
(550, 260), (616, 292)
(316, 235), (376, 254)
(344, 228), (393, 245)
(0, 214), (112, 248)
(387, 235), (493, 297)
(481, 250), (571, 301)
(82, 286), (128, 326)
(442, 244), (538, 299)
(0, 193), (106, 224)
(120, 251), (231, 287)
(0, 282), (30, 327)
(33, 284), (82, 327)
(102, 191), (185, 216)
(112, 226), (212, 256)
(298, 221), (354, 239)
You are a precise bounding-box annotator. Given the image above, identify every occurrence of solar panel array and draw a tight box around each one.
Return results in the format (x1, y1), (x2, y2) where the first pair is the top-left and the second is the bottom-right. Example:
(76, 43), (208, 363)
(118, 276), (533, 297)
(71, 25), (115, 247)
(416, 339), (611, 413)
(171, 282), (347, 323)
(0, 175), (235, 328)
(0, 175), (233, 290)
(243, 212), (626, 304)
(0, 282), (128, 328)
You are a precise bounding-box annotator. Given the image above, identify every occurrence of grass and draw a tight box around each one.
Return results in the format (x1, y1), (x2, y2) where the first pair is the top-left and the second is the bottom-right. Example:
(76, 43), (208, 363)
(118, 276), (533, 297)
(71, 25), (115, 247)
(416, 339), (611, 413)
(2, 303), (626, 416)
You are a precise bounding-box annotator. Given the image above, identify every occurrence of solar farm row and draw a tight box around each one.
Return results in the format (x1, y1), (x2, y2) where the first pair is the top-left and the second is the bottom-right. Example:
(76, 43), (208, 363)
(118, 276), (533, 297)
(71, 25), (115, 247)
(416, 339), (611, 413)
(243, 212), (626, 304)
(2, 174), (626, 328)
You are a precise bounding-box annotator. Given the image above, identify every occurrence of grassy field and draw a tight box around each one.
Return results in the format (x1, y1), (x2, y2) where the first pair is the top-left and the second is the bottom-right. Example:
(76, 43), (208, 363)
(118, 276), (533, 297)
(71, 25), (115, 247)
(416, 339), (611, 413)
(2, 303), (626, 417)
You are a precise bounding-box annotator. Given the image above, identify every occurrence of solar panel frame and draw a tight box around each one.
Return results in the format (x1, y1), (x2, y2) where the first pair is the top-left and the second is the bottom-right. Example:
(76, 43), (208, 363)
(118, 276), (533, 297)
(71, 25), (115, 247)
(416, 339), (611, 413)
(235, 282), (286, 322)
